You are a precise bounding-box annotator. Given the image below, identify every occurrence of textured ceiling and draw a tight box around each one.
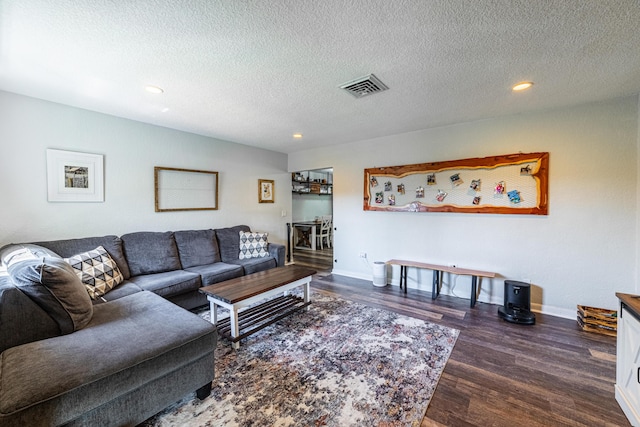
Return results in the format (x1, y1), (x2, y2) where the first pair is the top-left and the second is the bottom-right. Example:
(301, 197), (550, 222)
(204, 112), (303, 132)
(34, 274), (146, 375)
(1, 0), (639, 154)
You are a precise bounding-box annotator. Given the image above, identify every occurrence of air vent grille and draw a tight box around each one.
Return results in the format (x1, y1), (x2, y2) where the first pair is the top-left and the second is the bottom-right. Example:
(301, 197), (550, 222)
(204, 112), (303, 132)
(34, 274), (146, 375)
(340, 74), (388, 98)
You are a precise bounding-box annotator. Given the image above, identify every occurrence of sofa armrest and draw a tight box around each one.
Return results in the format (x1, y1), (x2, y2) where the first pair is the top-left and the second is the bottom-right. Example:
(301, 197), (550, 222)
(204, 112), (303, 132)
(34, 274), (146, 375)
(0, 279), (61, 354)
(268, 243), (285, 267)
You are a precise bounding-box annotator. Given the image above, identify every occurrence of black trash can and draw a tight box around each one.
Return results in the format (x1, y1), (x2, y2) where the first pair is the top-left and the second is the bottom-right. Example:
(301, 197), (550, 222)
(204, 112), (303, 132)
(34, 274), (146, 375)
(498, 280), (536, 325)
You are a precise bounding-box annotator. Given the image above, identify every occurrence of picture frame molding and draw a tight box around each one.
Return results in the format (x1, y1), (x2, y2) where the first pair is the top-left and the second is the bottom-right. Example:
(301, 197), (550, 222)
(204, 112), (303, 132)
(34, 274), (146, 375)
(154, 166), (219, 212)
(46, 149), (104, 202)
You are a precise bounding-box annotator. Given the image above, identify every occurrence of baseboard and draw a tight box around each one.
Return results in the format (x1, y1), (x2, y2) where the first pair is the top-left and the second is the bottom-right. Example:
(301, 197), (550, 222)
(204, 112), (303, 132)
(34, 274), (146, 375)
(616, 385), (639, 426)
(329, 269), (372, 282)
(328, 269), (577, 320)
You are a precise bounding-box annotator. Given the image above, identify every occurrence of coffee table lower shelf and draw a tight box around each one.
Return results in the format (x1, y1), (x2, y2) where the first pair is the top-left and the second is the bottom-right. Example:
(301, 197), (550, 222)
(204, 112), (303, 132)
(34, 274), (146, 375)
(215, 294), (310, 344)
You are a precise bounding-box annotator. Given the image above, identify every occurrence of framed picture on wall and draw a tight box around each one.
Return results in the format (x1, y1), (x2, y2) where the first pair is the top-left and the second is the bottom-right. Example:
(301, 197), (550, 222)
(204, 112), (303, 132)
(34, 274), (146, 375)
(46, 149), (104, 202)
(259, 179), (275, 203)
(154, 167), (218, 212)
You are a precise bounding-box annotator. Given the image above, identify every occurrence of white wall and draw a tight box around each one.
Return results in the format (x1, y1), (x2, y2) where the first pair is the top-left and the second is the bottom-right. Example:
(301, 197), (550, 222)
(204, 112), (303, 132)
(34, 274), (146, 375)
(3, 90), (637, 318)
(0, 91), (291, 245)
(292, 194), (333, 222)
(289, 95), (640, 318)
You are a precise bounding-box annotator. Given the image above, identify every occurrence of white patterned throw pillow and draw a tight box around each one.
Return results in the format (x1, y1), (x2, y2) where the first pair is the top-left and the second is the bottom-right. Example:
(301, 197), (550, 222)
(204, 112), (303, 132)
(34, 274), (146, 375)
(65, 246), (124, 300)
(239, 231), (269, 259)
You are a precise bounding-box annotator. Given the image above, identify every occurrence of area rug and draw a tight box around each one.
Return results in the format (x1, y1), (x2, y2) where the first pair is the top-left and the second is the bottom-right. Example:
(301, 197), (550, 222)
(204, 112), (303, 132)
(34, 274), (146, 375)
(140, 293), (459, 427)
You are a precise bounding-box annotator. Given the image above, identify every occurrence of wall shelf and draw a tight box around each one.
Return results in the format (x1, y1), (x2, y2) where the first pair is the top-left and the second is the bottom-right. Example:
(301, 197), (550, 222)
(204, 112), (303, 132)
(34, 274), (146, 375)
(292, 171), (332, 195)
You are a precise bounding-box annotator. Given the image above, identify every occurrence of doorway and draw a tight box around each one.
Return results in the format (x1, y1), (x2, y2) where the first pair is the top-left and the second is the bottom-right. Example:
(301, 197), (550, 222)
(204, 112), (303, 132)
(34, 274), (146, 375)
(290, 167), (333, 273)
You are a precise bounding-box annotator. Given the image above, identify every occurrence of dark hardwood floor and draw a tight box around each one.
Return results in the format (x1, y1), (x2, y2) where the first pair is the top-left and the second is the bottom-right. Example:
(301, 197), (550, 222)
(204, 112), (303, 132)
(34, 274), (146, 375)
(304, 269), (628, 427)
(290, 246), (333, 271)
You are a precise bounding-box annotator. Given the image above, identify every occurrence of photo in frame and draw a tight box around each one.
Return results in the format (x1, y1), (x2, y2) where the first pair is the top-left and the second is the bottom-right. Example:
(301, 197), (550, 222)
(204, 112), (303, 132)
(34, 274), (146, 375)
(259, 179), (275, 203)
(46, 149), (104, 202)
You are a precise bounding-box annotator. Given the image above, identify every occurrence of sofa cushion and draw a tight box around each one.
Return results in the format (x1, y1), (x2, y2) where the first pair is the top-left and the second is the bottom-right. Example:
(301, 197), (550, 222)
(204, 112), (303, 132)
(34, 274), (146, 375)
(229, 256), (278, 275)
(185, 263), (244, 286)
(97, 280), (143, 302)
(121, 231), (182, 276)
(0, 291), (216, 426)
(8, 257), (93, 334)
(127, 270), (201, 298)
(174, 229), (221, 268)
(215, 225), (251, 262)
(239, 231), (269, 259)
(32, 235), (131, 280)
(64, 246), (124, 300)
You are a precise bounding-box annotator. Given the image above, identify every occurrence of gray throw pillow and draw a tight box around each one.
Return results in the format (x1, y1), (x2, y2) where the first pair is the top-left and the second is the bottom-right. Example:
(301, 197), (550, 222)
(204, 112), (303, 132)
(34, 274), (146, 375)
(8, 257), (93, 334)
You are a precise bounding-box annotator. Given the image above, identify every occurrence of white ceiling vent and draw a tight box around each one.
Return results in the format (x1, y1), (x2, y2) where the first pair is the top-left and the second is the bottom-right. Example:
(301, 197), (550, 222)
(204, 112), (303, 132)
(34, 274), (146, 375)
(340, 74), (388, 98)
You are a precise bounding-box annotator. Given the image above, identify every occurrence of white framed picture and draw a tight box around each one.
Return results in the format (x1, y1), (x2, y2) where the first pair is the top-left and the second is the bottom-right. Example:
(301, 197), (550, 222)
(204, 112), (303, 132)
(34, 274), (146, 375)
(46, 149), (104, 202)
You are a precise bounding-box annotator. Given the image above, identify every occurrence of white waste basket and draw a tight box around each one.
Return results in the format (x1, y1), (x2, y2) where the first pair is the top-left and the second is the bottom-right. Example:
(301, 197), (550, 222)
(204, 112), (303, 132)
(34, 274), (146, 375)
(372, 261), (387, 287)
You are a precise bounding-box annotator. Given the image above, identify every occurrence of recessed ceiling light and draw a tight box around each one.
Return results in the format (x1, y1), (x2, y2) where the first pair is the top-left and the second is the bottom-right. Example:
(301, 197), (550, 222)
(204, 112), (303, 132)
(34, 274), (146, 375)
(292, 133), (303, 139)
(512, 81), (534, 91)
(145, 85), (164, 94)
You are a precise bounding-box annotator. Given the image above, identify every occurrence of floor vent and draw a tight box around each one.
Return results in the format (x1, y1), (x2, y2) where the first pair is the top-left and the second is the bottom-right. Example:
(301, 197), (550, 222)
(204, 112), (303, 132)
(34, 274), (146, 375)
(340, 74), (388, 98)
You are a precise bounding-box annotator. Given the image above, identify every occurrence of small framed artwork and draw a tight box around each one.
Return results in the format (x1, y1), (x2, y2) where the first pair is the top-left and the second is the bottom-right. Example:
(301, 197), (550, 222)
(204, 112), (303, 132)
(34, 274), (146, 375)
(46, 149), (104, 202)
(258, 179), (275, 203)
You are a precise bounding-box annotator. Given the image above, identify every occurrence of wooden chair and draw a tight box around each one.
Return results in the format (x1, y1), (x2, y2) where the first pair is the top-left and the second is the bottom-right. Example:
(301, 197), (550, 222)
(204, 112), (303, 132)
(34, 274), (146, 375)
(316, 216), (332, 249)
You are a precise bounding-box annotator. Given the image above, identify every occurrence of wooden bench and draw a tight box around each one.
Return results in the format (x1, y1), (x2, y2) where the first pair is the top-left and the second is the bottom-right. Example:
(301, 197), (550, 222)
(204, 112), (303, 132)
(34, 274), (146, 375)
(386, 259), (496, 307)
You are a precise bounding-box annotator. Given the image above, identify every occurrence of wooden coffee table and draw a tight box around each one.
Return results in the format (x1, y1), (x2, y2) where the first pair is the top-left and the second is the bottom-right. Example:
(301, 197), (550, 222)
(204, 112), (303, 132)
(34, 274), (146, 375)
(199, 265), (316, 348)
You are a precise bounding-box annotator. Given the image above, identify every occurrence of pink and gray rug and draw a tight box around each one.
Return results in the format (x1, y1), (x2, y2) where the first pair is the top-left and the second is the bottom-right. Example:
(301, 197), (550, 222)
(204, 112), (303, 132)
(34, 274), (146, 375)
(140, 293), (459, 426)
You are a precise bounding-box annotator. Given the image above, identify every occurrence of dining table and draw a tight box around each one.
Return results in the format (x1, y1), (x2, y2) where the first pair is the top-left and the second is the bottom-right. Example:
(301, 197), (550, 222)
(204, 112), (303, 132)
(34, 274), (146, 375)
(291, 220), (320, 250)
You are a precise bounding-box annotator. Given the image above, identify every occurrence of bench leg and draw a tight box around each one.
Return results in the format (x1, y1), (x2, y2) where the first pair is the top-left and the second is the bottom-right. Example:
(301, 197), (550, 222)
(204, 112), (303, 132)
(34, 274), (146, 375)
(399, 265), (408, 293)
(196, 382), (212, 400)
(432, 270), (442, 300)
(470, 276), (478, 307)
(402, 266), (407, 294)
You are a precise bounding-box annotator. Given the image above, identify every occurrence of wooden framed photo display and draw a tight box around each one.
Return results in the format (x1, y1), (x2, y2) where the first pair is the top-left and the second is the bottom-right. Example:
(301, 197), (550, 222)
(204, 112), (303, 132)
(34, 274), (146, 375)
(46, 149), (104, 202)
(155, 167), (218, 212)
(259, 179), (275, 203)
(364, 152), (549, 215)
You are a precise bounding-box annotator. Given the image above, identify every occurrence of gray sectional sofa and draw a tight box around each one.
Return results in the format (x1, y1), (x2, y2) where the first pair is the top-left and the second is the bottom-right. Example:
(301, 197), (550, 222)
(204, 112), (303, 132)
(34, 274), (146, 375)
(0, 225), (285, 426)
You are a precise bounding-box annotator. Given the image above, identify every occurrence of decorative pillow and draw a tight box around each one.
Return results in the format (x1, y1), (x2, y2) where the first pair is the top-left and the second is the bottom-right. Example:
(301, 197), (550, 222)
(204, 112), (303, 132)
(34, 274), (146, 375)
(239, 231), (269, 259)
(64, 246), (124, 300)
(8, 257), (93, 334)
(0, 243), (60, 269)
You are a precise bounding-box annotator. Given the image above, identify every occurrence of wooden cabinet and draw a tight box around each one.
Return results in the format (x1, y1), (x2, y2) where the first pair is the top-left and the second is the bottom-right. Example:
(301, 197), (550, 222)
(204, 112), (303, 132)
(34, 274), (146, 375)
(616, 294), (640, 426)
